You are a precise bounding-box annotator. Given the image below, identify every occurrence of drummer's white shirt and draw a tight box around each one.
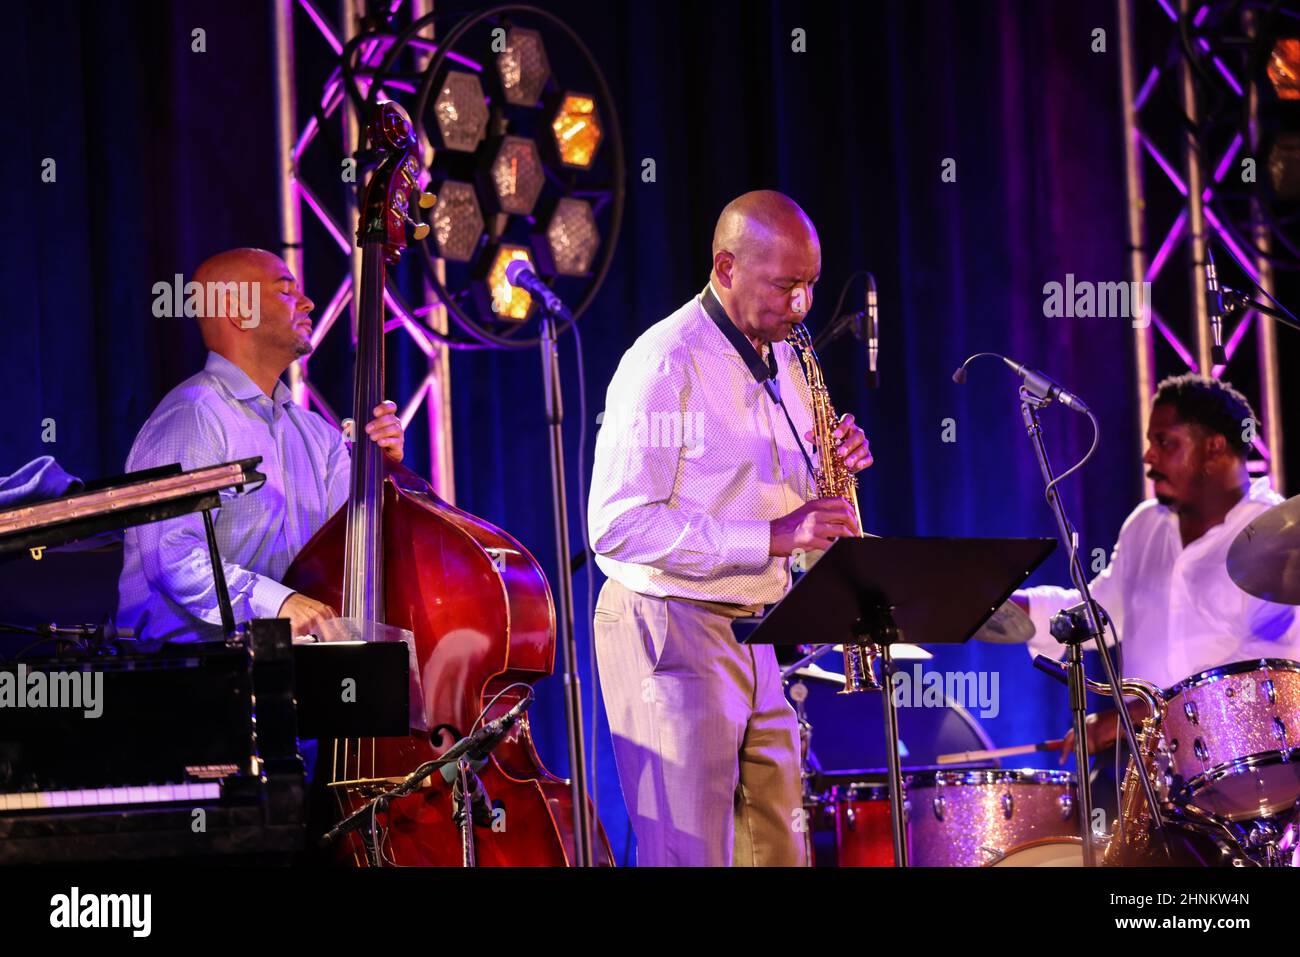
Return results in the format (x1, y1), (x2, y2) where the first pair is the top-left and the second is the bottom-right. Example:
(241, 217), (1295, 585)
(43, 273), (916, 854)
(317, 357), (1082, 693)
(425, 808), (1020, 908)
(1021, 478), (1300, 689)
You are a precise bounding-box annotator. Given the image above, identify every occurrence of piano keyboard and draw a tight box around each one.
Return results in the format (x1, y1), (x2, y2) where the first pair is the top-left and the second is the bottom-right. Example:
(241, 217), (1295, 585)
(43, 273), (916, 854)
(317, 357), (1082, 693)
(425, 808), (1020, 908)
(0, 782), (221, 812)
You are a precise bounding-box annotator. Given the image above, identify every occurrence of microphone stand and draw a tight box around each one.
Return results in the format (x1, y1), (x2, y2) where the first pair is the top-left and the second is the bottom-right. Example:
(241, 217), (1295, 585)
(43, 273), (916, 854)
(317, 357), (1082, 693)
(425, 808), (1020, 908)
(1016, 385), (1166, 864)
(537, 305), (595, 868)
(455, 757), (479, 867)
(811, 310), (863, 351)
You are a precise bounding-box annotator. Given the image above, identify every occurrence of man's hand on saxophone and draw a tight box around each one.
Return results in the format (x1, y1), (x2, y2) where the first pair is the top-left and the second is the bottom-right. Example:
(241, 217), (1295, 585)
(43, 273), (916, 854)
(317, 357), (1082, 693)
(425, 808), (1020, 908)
(769, 498), (861, 555)
(804, 412), (873, 473)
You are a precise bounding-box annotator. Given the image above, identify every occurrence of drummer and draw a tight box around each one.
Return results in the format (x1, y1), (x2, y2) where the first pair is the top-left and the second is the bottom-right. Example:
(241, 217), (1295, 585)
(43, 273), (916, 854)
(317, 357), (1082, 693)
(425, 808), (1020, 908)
(1010, 373), (1300, 757)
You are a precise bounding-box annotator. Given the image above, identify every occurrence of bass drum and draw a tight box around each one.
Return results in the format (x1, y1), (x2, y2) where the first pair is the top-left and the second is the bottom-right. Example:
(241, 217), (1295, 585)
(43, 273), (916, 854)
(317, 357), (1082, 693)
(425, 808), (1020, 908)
(990, 837), (1091, 867)
(786, 671), (995, 771)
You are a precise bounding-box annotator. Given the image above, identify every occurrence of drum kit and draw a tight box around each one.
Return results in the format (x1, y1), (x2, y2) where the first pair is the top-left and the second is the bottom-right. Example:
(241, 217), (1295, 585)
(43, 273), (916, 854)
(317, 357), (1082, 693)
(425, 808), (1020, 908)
(787, 493), (1300, 868)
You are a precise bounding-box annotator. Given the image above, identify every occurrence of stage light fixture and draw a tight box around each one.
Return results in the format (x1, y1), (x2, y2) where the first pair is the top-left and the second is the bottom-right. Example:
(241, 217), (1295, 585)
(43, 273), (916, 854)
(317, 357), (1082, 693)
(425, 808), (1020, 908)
(433, 70), (489, 152)
(1268, 38), (1300, 100)
(431, 181), (485, 262)
(490, 136), (545, 216)
(544, 199), (600, 276)
(497, 28), (550, 107)
(550, 94), (603, 169)
(486, 245), (537, 320)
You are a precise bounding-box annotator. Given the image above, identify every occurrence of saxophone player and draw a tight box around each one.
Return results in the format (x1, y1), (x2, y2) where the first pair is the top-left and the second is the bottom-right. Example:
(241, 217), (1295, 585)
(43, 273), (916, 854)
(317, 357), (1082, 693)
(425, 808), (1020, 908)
(588, 190), (872, 866)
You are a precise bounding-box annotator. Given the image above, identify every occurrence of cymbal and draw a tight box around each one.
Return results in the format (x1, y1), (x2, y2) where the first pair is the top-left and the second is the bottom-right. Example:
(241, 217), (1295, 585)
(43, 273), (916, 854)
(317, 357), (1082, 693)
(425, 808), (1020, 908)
(970, 599), (1035, 644)
(831, 642), (933, 660)
(1228, 495), (1300, 605)
(787, 663), (848, 688)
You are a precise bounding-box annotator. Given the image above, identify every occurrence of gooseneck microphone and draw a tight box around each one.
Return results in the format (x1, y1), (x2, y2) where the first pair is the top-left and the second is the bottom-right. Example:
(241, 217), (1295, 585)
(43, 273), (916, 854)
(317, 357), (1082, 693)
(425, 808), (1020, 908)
(1205, 246), (1227, 366)
(505, 260), (572, 322)
(952, 352), (1091, 415)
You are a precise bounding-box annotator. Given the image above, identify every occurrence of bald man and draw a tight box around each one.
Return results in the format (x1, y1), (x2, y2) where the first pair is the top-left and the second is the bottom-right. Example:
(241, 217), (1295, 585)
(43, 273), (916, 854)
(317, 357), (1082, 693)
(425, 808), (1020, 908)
(118, 248), (403, 641)
(589, 191), (872, 866)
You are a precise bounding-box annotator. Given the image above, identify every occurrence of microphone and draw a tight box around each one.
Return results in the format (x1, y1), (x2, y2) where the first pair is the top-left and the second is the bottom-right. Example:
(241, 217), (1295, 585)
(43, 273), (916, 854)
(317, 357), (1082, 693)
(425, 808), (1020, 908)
(435, 691), (534, 786)
(504, 260), (572, 321)
(865, 273), (879, 389)
(318, 694), (533, 847)
(952, 352), (1091, 415)
(1205, 247), (1227, 366)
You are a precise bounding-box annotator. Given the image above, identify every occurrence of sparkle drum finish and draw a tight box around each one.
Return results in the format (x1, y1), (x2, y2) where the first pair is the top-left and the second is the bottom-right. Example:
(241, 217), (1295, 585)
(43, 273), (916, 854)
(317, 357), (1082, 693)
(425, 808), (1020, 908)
(1163, 659), (1300, 821)
(906, 769), (1078, 867)
(830, 782), (900, 867)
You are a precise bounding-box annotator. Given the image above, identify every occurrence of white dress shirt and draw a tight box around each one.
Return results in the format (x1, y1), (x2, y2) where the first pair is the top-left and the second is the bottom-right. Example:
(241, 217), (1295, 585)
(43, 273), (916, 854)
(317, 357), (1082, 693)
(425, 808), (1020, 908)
(1022, 477), (1300, 689)
(118, 351), (350, 641)
(588, 286), (819, 605)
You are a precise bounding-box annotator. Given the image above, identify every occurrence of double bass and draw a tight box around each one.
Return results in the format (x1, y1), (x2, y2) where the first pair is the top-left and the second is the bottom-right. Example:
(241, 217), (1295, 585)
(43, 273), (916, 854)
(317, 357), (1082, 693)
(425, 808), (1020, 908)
(285, 101), (612, 866)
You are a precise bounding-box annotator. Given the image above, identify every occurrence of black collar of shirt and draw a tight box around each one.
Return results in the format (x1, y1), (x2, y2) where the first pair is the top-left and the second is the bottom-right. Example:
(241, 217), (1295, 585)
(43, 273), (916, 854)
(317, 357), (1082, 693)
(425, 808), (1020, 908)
(701, 284), (779, 395)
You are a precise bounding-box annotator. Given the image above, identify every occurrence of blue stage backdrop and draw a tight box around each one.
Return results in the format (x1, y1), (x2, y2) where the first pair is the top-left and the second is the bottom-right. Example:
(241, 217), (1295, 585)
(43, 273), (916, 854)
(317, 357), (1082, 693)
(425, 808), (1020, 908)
(6, 0), (1289, 865)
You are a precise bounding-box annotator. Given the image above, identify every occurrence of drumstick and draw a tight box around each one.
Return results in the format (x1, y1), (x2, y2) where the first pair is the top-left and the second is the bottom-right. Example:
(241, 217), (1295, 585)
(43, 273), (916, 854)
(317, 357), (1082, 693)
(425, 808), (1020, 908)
(937, 740), (1065, 765)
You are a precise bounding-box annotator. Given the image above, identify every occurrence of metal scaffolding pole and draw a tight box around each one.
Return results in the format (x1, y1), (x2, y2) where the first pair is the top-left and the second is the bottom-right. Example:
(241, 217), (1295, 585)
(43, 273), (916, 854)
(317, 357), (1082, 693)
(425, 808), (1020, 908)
(1180, 0), (1214, 376)
(1116, 0), (1286, 488)
(273, 0), (306, 406)
(269, 0), (454, 500)
(1247, 9), (1285, 492)
(1117, 0), (1154, 497)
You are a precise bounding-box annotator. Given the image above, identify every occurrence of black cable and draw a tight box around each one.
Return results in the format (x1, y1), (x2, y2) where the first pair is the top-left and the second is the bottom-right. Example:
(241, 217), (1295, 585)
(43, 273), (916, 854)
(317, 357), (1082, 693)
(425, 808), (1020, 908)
(1212, 228), (1300, 326)
(1044, 408), (1101, 503)
(1208, 197), (1300, 267)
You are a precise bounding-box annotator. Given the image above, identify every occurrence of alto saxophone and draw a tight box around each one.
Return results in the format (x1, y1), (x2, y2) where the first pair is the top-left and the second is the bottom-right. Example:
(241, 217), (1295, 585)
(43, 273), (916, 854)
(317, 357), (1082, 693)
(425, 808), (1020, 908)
(789, 324), (880, 693)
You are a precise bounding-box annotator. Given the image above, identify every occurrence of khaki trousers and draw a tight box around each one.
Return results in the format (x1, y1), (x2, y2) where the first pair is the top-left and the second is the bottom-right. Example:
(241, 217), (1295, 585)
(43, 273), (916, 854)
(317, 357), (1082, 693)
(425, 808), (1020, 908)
(594, 578), (805, 867)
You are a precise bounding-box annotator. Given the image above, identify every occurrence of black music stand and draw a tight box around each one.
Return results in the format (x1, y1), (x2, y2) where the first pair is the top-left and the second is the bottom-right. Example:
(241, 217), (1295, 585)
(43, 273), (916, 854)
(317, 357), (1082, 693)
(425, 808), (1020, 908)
(744, 535), (1055, 866)
(0, 458), (265, 638)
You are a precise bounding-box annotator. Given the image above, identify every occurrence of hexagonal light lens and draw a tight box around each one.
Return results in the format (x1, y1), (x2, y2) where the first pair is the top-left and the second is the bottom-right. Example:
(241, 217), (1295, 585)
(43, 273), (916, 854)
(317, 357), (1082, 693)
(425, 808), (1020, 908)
(497, 27), (550, 107)
(434, 70), (489, 152)
(551, 94), (602, 169)
(487, 245), (536, 320)
(490, 136), (545, 216)
(431, 181), (485, 262)
(546, 198), (599, 276)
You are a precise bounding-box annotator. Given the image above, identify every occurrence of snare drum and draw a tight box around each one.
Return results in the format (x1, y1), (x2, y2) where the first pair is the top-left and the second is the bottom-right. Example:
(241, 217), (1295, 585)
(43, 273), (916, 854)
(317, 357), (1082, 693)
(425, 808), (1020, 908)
(1163, 658), (1300, 820)
(906, 769), (1078, 867)
(830, 782), (900, 867)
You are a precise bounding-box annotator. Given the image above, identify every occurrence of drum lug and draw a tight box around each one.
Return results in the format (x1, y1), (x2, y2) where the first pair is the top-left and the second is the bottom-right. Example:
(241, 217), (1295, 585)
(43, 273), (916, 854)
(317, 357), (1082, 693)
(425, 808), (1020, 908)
(1273, 717), (1287, 744)
(932, 795), (945, 822)
(1193, 738), (1209, 763)
(1183, 700), (1199, 725)
(979, 845), (1004, 864)
(1263, 678), (1277, 705)
(845, 805), (856, 830)
(1059, 792), (1074, 821)
(1001, 791), (1014, 821)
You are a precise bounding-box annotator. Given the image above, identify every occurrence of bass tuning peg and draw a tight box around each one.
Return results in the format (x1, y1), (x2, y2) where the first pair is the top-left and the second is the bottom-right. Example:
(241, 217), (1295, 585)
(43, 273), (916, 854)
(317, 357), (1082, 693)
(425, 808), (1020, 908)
(405, 215), (430, 241)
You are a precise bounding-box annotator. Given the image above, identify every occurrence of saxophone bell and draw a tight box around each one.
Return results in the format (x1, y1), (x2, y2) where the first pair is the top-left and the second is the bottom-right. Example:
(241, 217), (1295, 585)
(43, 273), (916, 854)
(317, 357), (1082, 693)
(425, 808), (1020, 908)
(840, 641), (882, 694)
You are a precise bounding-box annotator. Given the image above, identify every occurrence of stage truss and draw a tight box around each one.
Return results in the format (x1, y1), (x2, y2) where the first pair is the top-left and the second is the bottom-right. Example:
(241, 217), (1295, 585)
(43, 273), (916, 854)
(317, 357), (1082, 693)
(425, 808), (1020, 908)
(1117, 0), (1290, 491)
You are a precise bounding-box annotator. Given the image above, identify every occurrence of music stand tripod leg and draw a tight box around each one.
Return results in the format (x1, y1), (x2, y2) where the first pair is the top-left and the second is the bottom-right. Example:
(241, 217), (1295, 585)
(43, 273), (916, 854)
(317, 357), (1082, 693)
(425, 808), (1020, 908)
(857, 607), (908, 867)
(201, 508), (237, 638)
(879, 642), (909, 867)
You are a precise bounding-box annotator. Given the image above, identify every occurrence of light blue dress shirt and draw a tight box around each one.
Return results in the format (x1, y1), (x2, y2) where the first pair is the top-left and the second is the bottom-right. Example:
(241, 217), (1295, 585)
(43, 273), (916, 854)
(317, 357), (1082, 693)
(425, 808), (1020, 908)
(117, 352), (350, 641)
